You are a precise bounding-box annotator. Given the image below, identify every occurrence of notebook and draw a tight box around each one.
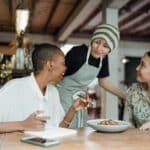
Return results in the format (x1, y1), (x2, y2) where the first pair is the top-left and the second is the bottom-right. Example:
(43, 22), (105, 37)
(25, 126), (77, 140)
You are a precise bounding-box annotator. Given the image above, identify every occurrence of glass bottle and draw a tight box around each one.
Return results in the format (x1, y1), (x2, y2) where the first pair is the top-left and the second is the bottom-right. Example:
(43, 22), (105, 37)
(15, 47), (25, 69)
(15, 35), (25, 69)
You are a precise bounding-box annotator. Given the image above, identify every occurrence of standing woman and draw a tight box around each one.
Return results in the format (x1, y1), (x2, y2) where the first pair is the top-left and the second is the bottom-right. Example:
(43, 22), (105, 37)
(125, 51), (150, 129)
(57, 24), (125, 128)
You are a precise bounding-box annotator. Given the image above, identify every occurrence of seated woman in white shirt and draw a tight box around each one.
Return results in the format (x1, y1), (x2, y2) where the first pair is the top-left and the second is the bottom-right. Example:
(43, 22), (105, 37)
(0, 43), (89, 133)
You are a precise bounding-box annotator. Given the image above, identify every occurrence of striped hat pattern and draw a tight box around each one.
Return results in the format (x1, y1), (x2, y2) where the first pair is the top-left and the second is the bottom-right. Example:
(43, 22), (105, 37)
(91, 24), (120, 51)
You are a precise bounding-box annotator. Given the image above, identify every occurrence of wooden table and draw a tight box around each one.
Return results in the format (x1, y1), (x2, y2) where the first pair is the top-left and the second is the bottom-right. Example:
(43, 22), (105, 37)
(0, 128), (150, 150)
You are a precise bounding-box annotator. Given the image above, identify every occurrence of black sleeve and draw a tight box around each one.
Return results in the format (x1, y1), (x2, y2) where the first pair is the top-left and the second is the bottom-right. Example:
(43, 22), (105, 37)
(64, 45), (87, 76)
(97, 55), (109, 78)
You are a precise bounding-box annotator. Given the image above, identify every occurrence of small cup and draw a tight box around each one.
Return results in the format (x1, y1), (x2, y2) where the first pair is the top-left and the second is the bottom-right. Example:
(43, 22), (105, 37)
(36, 110), (50, 120)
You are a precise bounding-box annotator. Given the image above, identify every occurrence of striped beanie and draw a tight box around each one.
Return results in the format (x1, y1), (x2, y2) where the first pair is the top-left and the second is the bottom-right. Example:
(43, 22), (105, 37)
(91, 24), (120, 51)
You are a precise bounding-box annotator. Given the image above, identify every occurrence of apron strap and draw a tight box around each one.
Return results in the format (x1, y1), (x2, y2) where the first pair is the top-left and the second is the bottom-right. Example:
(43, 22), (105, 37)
(99, 56), (103, 69)
(85, 47), (103, 69)
(85, 47), (91, 64)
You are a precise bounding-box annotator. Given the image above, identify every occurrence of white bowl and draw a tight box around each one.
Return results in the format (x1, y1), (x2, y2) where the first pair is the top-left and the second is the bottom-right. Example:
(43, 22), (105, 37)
(87, 119), (129, 133)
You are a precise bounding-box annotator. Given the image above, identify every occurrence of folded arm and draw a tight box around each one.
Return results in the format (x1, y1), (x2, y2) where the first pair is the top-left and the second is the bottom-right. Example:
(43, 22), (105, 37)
(0, 111), (48, 133)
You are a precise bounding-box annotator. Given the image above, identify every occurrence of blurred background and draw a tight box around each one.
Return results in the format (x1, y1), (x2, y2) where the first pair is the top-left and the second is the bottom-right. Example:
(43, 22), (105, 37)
(0, 0), (150, 119)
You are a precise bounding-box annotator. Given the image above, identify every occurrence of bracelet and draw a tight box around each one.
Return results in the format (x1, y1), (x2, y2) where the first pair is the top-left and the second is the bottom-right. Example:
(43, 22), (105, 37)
(63, 119), (71, 126)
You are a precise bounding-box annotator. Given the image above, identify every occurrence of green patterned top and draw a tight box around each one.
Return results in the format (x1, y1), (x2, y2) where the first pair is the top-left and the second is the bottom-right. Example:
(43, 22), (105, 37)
(125, 83), (150, 128)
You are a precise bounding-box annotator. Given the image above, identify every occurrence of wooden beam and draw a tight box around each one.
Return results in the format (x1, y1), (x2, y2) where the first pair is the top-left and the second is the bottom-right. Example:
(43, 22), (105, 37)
(121, 34), (150, 42)
(119, 0), (150, 26)
(43, 0), (60, 32)
(130, 21), (150, 34)
(57, 0), (101, 42)
(120, 14), (150, 31)
(121, 15), (150, 33)
(0, 32), (55, 44)
(140, 27), (150, 35)
(108, 0), (130, 9)
(27, 0), (37, 33)
(77, 2), (102, 32)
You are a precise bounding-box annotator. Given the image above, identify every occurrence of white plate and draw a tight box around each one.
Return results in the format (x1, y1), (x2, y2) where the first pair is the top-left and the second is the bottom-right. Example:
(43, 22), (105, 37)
(87, 119), (129, 133)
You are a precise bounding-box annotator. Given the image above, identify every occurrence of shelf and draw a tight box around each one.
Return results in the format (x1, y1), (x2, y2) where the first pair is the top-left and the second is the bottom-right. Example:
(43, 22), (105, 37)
(0, 69), (32, 85)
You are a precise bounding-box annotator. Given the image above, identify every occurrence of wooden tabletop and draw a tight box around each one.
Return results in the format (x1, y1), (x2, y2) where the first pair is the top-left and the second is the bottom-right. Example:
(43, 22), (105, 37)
(0, 127), (150, 150)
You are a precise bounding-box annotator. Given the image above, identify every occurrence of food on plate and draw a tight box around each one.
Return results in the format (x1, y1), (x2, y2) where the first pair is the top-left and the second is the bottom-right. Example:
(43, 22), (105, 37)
(98, 119), (119, 125)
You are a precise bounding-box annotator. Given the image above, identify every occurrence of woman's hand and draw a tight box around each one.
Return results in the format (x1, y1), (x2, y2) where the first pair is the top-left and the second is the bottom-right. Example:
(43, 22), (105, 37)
(60, 95), (91, 127)
(139, 121), (150, 130)
(73, 94), (90, 111)
(20, 111), (49, 131)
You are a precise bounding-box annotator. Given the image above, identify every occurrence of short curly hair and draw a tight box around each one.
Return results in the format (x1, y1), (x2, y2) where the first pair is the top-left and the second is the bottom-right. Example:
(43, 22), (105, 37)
(32, 43), (62, 74)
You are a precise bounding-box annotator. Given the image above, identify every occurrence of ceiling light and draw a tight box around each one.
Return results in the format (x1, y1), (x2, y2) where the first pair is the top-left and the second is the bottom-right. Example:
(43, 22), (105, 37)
(16, 3), (29, 36)
(121, 57), (130, 64)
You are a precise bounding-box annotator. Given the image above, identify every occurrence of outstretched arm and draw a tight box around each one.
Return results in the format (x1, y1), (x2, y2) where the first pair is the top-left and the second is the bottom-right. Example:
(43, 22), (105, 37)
(99, 77), (125, 99)
(0, 121), (24, 133)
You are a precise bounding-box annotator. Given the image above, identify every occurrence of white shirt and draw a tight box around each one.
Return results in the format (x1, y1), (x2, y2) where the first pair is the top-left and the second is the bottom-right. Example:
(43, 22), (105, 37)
(0, 74), (65, 127)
